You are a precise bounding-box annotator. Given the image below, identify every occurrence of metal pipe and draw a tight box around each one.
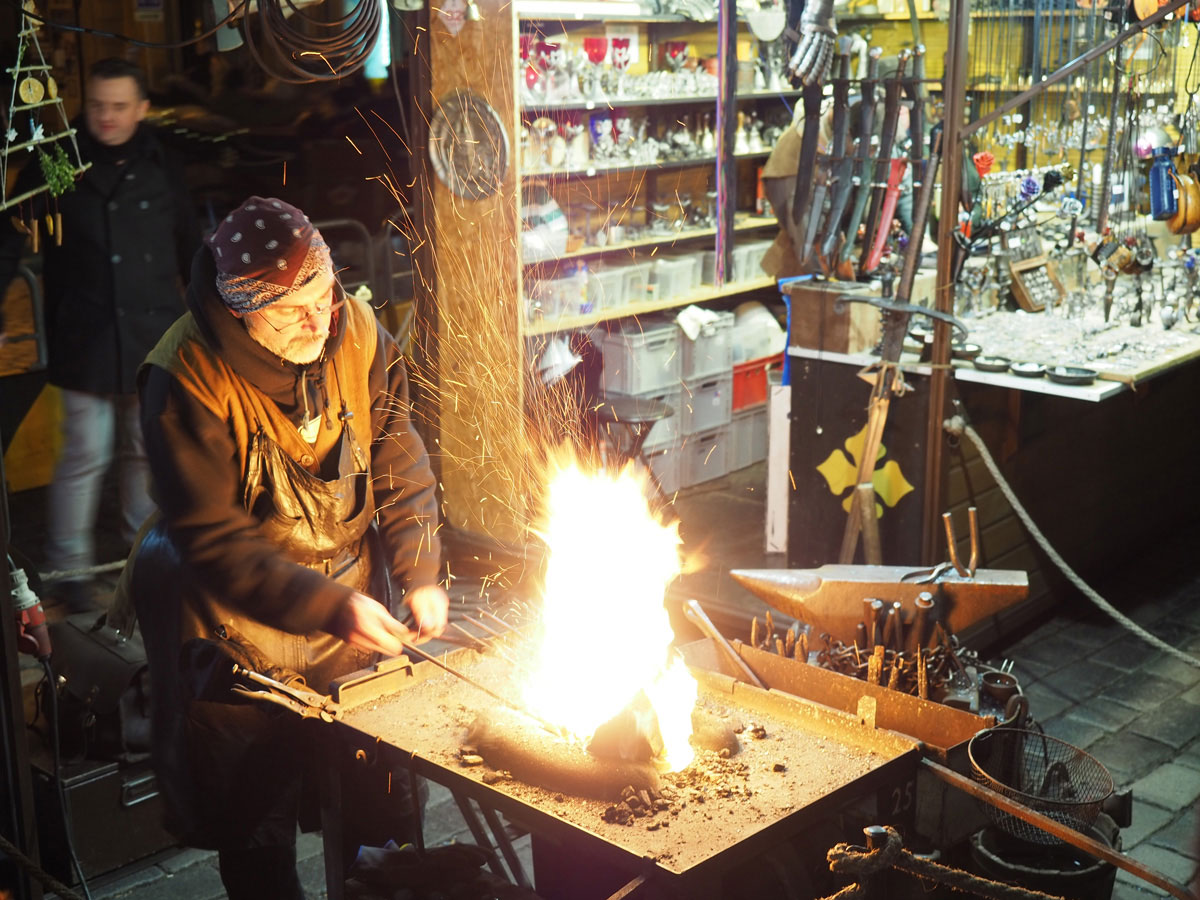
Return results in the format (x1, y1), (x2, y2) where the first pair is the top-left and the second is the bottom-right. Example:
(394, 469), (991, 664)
(924, 0), (969, 565)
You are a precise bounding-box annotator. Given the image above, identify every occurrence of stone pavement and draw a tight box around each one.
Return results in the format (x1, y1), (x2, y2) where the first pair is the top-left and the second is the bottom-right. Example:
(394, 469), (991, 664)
(26, 463), (1200, 898)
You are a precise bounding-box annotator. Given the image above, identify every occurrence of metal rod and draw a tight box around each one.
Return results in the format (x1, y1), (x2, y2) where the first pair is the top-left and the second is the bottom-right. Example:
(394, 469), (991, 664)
(683, 599), (767, 688)
(399, 641), (561, 734)
(922, 759), (1194, 900)
(962, 0), (1191, 140)
(479, 609), (520, 634)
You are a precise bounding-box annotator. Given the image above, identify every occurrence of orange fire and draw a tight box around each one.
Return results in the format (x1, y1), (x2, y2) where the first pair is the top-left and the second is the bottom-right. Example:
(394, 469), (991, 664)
(520, 455), (698, 771)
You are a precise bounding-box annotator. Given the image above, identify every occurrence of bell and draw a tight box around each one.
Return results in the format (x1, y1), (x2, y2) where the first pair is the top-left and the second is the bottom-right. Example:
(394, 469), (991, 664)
(466, 0), (483, 21)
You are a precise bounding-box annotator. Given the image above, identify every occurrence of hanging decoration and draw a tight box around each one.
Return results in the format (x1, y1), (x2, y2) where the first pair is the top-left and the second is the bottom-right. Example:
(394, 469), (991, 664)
(2, 0), (90, 236)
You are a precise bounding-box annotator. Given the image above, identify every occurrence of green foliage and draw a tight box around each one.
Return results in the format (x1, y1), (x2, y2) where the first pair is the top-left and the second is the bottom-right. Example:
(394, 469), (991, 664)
(37, 142), (76, 197)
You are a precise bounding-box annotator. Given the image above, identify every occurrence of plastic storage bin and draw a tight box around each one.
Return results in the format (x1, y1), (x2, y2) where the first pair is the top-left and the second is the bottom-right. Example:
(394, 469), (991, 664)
(588, 265), (627, 311)
(681, 426), (729, 487)
(622, 261), (653, 305)
(526, 272), (589, 320)
(600, 318), (681, 395)
(651, 257), (698, 303)
(731, 405), (769, 470)
(731, 240), (774, 282)
(646, 442), (683, 496)
(680, 310), (735, 380)
(680, 373), (732, 436)
(732, 352), (783, 411)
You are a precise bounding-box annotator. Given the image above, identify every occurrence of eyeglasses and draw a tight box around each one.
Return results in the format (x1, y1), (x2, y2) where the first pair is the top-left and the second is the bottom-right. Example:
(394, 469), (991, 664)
(256, 298), (346, 333)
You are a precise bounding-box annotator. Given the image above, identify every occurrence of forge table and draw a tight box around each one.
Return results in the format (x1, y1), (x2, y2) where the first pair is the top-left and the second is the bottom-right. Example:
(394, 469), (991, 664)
(321, 644), (921, 900)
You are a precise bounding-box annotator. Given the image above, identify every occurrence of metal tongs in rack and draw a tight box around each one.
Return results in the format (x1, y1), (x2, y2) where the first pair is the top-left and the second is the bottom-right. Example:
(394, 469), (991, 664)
(230, 664), (342, 723)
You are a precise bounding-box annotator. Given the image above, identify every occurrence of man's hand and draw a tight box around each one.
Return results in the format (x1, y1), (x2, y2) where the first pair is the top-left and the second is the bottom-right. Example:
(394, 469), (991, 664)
(330, 591), (416, 656)
(405, 584), (449, 642)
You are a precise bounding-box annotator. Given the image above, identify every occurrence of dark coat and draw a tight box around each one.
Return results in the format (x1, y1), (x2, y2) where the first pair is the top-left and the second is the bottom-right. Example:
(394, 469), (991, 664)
(0, 122), (199, 393)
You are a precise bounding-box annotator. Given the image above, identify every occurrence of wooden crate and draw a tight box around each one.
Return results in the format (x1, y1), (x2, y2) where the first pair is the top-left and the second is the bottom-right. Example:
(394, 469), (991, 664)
(785, 281), (882, 355)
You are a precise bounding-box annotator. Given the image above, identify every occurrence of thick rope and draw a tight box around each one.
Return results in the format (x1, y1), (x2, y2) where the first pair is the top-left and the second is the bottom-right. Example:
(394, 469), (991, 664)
(0, 830), (85, 900)
(822, 826), (1066, 900)
(947, 416), (1200, 670)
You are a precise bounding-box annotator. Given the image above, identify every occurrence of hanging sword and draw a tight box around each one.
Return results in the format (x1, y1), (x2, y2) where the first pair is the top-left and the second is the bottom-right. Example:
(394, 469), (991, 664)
(801, 50), (852, 268)
(906, 45), (926, 190)
(830, 47), (883, 269)
(858, 48), (910, 278)
(791, 78), (826, 229)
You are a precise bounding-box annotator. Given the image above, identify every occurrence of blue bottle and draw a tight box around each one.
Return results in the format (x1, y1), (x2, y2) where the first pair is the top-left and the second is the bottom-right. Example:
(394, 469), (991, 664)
(1149, 147), (1178, 221)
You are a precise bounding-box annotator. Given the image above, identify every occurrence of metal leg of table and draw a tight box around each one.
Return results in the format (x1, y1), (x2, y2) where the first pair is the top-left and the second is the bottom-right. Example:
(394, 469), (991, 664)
(319, 746), (346, 900)
(477, 802), (532, 889)
(451, 790), (526, 886)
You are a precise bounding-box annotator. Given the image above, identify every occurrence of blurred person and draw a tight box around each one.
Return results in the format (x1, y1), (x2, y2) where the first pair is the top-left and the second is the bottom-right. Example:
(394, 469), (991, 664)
(0, 57), (199, 610)
(111, 195), (448, 899)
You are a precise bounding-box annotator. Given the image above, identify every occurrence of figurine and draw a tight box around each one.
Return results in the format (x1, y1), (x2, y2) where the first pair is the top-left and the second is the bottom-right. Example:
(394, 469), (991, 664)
(734, 111), (750, 155)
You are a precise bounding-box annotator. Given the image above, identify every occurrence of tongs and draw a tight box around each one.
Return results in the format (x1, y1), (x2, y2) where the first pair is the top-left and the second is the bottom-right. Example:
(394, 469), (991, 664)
(942, 506), (979, 578)
(230, 664), (341, 723)
(899, 505), (979, 583)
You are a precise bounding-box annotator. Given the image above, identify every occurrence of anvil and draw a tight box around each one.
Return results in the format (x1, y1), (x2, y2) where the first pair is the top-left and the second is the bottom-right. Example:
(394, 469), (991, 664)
(730, 564), (1029, 647)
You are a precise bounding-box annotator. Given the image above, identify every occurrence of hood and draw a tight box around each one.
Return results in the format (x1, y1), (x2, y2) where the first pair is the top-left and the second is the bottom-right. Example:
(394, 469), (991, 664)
(184, 245), (349, 427)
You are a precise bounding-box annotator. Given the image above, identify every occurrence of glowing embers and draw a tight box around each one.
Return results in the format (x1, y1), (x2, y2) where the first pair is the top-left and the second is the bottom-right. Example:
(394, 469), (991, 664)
(520, 453), (697, 772)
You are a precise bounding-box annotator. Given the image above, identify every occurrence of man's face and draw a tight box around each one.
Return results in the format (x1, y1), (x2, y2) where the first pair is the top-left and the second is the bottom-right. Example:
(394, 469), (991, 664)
(238, 269), (338, 365)
(85, 75), (149, 147)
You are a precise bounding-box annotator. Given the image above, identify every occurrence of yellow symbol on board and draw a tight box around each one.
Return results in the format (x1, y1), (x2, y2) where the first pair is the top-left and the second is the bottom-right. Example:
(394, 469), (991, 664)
(815, 423), (915, 517)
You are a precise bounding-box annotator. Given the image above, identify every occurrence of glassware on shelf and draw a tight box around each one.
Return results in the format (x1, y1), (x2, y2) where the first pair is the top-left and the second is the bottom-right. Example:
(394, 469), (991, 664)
(582, 37), (608, 101)
(610, 36), (632, 98)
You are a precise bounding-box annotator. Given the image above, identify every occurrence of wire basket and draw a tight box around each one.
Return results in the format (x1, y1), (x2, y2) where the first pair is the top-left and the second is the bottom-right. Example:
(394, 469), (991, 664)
(967, 727), (1113, 845)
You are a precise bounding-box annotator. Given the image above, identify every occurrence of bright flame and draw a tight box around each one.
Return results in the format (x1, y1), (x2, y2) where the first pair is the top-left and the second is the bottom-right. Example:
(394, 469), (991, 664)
(521, 456), (698, 771)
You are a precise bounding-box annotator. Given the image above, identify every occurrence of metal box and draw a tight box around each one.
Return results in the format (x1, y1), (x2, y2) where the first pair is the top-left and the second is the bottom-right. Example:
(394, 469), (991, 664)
(32, 755), (175, 884)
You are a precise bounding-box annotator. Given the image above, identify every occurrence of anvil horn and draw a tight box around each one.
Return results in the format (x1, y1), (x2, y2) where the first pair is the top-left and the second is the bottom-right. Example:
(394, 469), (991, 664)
(730, 569), (824, 622)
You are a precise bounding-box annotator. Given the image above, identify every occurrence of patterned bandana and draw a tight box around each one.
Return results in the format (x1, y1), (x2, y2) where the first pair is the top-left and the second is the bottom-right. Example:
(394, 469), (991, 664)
(207, 196), (332, 313)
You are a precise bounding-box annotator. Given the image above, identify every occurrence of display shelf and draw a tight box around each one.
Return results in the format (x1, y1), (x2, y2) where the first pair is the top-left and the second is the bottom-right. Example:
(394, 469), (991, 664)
(516, 0), (683, 20)
(839, 10), (941, 20)
(522, 149), (771, 181)
(523, 274), (777, 335)
(521, 88), (801, 114)
(524, 215), (776, 266)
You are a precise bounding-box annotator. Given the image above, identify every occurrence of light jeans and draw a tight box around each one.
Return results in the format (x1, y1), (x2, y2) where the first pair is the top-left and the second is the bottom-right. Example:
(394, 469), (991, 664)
(45, 388), (155, 578)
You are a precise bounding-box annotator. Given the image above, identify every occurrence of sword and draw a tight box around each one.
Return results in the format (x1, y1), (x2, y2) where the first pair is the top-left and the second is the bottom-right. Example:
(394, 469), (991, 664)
(801, 51), (852, 267)
(858, 48), (910, 278)
(831, 47), (883, 266)
(862, 157), (909, 273)
(791, 78), (826, 228)
(905, 45), (926, 189)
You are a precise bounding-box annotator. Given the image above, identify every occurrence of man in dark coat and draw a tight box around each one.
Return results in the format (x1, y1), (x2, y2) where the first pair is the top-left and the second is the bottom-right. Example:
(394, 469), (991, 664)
(0, 58), (199, 609)
(111, 195), (447, 899)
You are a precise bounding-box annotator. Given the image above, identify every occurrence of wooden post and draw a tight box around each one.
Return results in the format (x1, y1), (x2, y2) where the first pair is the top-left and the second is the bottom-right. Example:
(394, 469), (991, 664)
(426, 0), (527, 543)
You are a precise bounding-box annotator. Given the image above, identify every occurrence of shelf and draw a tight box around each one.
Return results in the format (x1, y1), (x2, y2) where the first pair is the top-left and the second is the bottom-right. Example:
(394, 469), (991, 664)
(523, 274), (778, 335)
(839, 11), (942, 20)
(522, 89), (801, 114)
(524, 215), (776, 266)
(523, 150), (771, 181)
(517, 0), (694, 21)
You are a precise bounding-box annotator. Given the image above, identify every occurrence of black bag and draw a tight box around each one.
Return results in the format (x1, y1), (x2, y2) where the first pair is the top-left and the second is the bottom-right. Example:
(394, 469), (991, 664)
(44, 612), (152, 762)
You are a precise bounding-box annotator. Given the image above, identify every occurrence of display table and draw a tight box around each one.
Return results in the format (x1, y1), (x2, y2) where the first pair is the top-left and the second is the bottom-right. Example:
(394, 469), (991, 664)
(953, 307), (1200, 387)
